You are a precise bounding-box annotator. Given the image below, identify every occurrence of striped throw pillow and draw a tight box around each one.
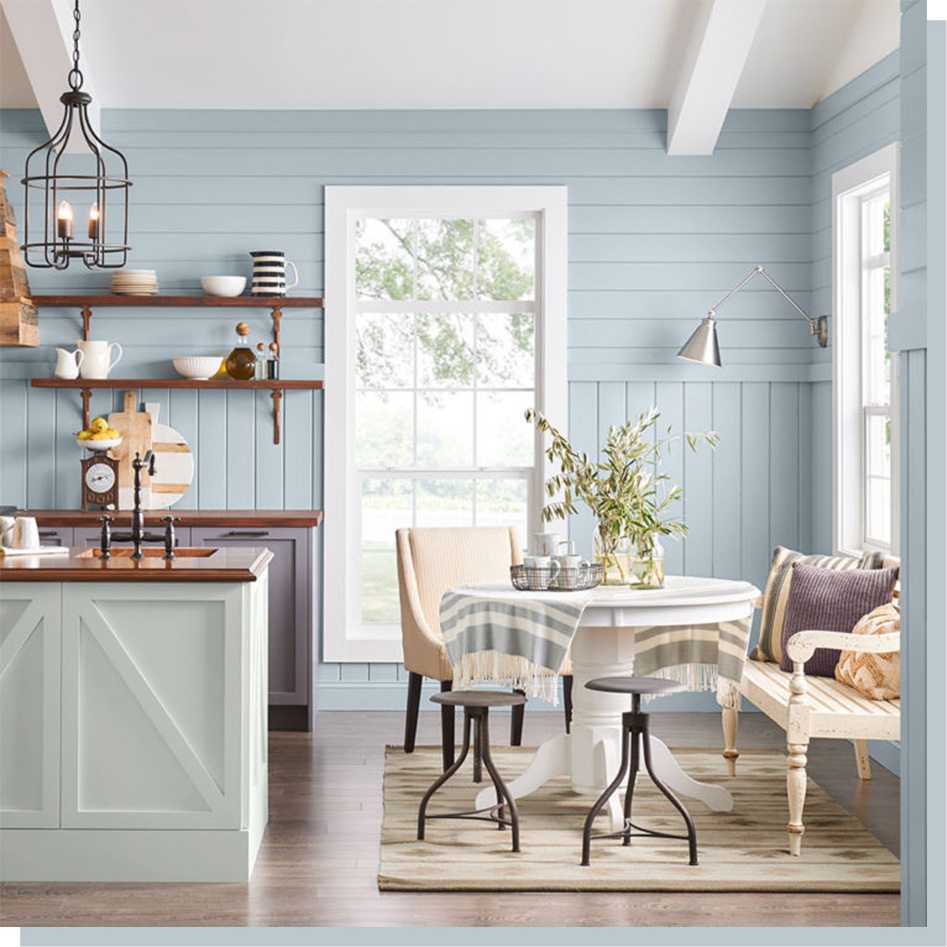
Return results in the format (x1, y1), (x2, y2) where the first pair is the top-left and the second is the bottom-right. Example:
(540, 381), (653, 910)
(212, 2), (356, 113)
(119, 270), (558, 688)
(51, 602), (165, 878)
(751, 546), (884, 664)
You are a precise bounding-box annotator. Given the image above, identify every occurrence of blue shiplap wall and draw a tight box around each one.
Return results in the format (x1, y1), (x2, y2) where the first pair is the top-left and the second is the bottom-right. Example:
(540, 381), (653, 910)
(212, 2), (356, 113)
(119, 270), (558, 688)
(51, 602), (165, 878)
(0, 98), (879, 709)
(808, 51), (901, 554)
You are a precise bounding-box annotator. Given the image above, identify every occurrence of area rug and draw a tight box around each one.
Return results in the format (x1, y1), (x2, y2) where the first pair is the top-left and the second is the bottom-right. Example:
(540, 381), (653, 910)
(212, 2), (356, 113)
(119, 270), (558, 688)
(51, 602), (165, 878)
(379, 745), (899, 892)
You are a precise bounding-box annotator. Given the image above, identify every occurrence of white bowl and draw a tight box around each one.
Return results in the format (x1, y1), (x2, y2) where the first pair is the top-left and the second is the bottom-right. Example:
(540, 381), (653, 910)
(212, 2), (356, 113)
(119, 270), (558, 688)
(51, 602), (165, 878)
(77, 436), (122, 451)
(201, 276), (246, 297)
(172, 355), (226, 380)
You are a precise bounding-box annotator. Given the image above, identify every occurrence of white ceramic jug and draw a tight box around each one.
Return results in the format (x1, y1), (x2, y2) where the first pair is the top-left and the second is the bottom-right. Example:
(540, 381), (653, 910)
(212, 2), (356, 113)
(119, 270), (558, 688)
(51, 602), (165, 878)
(77, 339), (123, 379)
(54, 347), (84, 380)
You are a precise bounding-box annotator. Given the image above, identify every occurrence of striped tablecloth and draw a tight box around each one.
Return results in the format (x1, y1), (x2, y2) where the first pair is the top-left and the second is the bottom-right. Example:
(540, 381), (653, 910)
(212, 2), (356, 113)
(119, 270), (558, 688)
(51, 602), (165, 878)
(440, 583), (753, 708)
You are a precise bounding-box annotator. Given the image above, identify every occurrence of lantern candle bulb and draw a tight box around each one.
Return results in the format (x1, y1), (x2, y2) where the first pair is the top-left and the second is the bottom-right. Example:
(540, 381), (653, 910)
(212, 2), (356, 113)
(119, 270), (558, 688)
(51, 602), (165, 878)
(87, 202), (99, 240)
(57, 200), (74, 239)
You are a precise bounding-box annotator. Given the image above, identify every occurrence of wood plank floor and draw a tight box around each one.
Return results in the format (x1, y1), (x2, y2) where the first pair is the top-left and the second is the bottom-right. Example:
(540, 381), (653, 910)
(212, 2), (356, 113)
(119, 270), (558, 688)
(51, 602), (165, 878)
(0, 710), (900, 928)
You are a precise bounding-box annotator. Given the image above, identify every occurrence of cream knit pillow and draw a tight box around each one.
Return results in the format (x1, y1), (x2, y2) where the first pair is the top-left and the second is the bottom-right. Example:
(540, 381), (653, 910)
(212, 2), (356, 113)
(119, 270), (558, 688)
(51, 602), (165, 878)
(835, 602), (900, 700)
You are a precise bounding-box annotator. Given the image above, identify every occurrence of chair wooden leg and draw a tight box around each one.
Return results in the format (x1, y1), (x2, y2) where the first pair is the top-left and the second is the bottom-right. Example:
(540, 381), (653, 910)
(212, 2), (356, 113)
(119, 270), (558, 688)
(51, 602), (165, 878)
(854, 739), (872, 780)
(440, 680), (455, 771)
(404, 671), (422, 753)
(510, 688), (525, 746)
(562, 674), (574, 734)
(786, 738), (809, 856)
(722, 704), (739, 776)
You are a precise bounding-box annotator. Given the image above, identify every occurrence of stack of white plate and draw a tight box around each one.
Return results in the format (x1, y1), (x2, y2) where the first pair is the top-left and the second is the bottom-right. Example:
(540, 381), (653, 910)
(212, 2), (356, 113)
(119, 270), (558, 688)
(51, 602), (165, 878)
(112, 269), (159, 295)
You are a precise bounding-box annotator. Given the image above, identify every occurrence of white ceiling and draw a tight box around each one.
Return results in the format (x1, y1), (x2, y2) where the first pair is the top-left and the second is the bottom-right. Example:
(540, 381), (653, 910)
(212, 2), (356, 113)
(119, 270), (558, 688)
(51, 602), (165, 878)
(1, 0), (899, 111)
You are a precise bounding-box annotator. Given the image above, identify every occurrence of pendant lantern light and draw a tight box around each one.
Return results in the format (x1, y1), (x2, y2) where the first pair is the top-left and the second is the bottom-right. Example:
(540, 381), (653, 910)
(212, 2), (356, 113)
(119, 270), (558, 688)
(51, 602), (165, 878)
(21, 0), (131, 269)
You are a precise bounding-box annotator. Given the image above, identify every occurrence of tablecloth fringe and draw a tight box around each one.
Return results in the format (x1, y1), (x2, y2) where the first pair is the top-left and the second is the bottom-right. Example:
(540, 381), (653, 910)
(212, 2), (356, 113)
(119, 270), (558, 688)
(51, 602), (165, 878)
(451, 650), (561, 706)
(642, 663), (742, 709)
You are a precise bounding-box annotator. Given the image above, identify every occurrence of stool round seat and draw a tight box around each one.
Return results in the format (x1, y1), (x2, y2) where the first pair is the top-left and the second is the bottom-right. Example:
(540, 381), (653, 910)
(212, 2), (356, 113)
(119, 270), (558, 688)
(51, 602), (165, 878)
(430, 689), (527, 708)
(585, 676), (686, 697)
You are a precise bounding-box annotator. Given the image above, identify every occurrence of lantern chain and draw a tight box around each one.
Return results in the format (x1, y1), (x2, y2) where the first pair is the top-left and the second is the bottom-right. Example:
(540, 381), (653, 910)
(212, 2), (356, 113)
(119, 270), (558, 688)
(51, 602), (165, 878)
(68, 0), (83, 91)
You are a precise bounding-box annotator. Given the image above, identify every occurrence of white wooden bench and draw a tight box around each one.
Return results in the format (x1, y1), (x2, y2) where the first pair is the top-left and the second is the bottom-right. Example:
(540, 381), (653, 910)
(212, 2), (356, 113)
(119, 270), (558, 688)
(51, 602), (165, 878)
(723, 627), (900, 855)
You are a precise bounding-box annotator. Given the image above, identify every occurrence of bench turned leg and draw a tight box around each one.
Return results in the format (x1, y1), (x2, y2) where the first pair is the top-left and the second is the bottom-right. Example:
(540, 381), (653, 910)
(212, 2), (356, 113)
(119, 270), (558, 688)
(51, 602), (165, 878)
(854, 739), (872, 780)
(722, 705), (739, 777)
(786, 739), (808, 856)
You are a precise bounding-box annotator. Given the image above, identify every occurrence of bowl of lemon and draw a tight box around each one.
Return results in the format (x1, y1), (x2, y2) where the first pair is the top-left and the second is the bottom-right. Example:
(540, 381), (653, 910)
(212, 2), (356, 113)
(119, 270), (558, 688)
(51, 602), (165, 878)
(76, 417), (122, 451)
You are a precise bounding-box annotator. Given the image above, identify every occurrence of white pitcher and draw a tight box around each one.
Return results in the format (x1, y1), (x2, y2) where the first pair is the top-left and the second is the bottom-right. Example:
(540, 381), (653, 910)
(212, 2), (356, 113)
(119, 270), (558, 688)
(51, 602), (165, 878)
(54, 347), (84, 380)
(77, 339), (123, 379)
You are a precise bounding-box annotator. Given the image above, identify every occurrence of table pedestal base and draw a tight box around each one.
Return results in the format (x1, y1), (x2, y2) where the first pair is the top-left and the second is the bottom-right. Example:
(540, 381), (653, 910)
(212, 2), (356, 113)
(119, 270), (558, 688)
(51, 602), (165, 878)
(474, 622), (733, 831)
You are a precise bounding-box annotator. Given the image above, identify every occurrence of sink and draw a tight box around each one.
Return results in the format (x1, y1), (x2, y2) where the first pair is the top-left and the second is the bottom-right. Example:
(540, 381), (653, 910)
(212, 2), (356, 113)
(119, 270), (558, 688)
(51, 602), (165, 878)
(79, 547), (218, 559)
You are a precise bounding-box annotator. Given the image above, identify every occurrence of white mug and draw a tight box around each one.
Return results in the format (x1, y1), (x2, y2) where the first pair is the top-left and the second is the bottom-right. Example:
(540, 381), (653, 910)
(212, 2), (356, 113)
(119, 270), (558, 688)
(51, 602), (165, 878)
(555, 554), (585, 570)
(77, 340), (123, 379)
(54, 347), (84, 380)
(533, 532), (561, 558)
(11, 517), (39, 549)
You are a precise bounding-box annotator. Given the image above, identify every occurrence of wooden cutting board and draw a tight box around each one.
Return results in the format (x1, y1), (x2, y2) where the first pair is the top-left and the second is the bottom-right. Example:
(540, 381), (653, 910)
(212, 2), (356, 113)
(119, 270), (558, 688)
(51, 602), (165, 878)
(108, 390), (153, 510)
(145, 402), (194, 509)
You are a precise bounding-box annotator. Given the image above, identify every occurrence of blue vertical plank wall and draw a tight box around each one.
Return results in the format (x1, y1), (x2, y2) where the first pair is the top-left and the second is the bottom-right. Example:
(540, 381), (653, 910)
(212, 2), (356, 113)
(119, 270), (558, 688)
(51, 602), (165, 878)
(0, 55), (909, 708)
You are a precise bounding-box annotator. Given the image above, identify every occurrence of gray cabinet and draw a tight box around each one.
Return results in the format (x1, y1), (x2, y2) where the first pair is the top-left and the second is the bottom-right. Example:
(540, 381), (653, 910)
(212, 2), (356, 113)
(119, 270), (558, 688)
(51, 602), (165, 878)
(39, 526), (72, 548)
(190, 526), (314, 730)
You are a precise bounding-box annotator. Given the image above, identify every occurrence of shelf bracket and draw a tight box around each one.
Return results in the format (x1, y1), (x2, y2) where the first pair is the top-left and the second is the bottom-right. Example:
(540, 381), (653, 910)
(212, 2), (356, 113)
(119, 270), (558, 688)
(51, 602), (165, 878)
(271, 389), (282, 445)
(81, 305), (92, 341)
(81, 388), (91, 429)
(270, 306), (283, 358)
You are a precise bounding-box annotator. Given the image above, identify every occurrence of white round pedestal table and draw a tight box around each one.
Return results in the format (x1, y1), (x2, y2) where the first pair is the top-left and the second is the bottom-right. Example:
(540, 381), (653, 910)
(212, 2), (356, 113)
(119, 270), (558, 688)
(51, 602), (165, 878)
(473, 575), (760, 831)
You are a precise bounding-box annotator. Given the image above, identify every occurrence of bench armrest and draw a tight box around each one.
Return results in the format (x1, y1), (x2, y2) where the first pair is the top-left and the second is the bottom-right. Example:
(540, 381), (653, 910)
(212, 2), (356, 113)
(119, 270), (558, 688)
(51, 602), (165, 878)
(785, 629), (901, 665)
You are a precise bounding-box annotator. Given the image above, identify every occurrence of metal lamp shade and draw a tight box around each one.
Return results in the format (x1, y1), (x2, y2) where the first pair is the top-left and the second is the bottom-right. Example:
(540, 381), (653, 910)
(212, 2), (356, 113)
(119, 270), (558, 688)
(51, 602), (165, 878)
(677, 315), (721, 367)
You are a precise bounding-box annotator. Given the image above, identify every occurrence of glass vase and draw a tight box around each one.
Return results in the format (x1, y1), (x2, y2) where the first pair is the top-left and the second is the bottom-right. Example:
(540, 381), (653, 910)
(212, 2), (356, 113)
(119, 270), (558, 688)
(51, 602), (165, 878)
(629, 539), (666, 589)
(592, 528), (634, 586)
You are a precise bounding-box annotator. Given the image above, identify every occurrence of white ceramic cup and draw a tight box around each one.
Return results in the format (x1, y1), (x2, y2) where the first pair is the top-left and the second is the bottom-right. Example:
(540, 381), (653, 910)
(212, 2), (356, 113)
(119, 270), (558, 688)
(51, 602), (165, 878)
(533, 532), (561, 558)
(554, 554), (584, 570)
(11, 516), (39, 549)
(54, 347), (84, 380)
(77, 340), (123, 379)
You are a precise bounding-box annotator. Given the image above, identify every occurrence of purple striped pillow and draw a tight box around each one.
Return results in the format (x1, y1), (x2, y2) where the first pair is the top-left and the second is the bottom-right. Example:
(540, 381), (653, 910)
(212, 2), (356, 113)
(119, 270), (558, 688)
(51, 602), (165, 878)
(779, 562), (899, 676)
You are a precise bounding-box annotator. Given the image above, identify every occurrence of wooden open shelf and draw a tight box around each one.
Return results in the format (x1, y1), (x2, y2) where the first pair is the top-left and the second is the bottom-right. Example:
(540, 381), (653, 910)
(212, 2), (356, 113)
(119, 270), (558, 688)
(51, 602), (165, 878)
(32, 294), (324, 308)
(31, 294), (325, 445)
(32, 294), (324, 355)
(32, 378), (323, 390)
(32, 378), (324, 444)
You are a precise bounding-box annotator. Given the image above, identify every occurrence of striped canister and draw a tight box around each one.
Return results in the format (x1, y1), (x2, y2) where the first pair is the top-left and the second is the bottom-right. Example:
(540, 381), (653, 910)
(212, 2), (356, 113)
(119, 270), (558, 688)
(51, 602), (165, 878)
(249, 250), (299, 297)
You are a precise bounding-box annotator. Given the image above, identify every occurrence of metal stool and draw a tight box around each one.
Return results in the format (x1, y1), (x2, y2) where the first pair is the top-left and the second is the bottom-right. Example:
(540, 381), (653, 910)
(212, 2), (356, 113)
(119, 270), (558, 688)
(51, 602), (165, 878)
(417, 690), (525, 853)
(580, 676), (698, 867)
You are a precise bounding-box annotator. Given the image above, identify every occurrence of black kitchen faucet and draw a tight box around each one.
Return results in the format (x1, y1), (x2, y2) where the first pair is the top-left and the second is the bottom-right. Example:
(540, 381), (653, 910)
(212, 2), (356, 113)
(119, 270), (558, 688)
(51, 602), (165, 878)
(99, 451), (176, 560)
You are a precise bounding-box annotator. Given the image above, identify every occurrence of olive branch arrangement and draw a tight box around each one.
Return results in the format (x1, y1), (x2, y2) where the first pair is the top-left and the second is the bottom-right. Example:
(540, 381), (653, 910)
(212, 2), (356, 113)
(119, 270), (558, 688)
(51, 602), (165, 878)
(525, 407), (719, 584)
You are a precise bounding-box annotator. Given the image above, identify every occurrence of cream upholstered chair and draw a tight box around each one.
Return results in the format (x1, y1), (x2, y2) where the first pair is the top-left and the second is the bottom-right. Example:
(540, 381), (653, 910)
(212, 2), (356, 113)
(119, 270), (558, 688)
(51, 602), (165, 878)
(397, 526), (574, 771)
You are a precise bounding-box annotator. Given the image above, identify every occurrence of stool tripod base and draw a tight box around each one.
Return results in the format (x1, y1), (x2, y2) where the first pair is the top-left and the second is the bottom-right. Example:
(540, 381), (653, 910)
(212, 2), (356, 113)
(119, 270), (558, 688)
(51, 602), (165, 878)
(417, 702), (521, 853)
(581, 705), (698, 867)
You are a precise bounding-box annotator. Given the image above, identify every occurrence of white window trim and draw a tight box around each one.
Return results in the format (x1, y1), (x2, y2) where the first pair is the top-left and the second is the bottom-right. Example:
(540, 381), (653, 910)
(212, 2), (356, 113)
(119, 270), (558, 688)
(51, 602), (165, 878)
(323, 186), (568, 663)
(832, 143), (900, 557)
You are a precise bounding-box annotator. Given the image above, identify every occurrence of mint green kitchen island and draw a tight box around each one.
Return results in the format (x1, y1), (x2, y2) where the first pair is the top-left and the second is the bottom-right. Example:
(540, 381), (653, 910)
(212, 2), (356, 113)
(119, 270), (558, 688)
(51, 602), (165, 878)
(0, 546), (272, 882)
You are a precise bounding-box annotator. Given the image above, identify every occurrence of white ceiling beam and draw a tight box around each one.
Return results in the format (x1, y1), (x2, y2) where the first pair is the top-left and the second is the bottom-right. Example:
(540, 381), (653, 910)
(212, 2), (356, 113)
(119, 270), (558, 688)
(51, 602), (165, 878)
(666, 0), (767, 156)
(1, 0), (100, 153)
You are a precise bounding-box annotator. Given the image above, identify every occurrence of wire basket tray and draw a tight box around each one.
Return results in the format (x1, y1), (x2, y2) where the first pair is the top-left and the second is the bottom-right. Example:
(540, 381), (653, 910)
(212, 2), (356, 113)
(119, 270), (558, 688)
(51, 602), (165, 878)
(510, 562), (604, 592)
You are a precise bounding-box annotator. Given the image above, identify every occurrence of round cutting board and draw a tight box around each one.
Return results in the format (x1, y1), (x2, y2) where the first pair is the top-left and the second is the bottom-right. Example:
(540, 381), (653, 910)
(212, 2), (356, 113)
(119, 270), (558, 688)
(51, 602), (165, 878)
(145, 402), (194, 508)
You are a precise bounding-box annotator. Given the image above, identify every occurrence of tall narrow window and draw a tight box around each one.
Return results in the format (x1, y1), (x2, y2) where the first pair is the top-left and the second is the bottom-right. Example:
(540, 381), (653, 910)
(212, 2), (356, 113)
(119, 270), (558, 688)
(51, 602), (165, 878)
(325, 188), (567, 662)
(833, 144), (899, 555)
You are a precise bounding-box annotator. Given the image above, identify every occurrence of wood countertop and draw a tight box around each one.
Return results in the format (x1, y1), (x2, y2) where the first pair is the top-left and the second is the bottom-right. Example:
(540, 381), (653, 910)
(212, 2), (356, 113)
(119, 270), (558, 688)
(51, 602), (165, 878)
(19, 509), (323, 528)
(0, 546), (274, 582)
